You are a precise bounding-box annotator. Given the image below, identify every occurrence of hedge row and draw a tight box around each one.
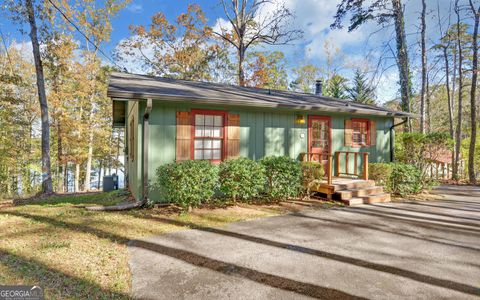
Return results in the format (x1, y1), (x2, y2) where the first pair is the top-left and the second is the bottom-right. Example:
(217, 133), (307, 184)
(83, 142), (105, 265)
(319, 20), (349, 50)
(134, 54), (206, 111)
(369, 162), (422, 196)
(156, 156), (324, 209)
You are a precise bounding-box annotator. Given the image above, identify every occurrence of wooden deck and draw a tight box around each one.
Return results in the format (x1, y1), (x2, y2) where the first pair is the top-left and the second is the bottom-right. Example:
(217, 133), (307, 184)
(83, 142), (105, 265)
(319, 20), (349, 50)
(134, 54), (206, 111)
(310, 177), (390, 205)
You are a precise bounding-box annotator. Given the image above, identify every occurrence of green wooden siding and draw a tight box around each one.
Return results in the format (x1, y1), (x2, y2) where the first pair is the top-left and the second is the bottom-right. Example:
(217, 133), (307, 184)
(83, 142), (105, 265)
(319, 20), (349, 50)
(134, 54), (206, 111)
(128, 100), (393, 201)
(126, 101), (143, 200)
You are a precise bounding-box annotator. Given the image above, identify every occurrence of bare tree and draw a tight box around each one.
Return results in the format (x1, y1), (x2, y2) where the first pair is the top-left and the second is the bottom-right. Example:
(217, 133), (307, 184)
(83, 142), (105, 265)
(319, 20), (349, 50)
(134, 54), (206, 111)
(420, 0), (427, 133)
(467, 0), (479, 183)
(214, 0), (302, 86)
(332, 0), (413, 132)
(435, 2), (456, 169)
(26, 0), (53, 193)
(453, 0), (464, 180)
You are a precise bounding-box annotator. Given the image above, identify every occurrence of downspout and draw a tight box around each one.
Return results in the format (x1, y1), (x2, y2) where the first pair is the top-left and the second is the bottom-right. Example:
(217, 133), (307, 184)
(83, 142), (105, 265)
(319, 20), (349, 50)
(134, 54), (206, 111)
(141, 98), (153, 206)
(389, 118), (408, 162)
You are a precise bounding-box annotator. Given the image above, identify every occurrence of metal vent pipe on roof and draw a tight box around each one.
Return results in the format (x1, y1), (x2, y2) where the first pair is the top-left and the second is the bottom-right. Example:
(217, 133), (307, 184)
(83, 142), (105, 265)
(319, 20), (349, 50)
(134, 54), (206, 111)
(315, 79), (323, 95)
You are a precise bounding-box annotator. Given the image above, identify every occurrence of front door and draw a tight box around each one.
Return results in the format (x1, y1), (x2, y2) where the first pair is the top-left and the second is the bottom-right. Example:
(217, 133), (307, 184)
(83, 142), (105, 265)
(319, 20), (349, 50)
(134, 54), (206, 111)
(308, 116), (331, 166)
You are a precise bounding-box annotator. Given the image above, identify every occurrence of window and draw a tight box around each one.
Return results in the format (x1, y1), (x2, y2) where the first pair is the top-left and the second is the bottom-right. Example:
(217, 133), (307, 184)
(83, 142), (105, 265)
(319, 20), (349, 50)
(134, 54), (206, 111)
(352, 119), (369, 147)
(193, 111), (225, 162)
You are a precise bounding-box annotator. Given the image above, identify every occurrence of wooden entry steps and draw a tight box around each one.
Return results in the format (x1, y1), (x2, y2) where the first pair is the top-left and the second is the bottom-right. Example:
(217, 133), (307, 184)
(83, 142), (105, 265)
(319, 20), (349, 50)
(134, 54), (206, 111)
(312, 177), (391, 206)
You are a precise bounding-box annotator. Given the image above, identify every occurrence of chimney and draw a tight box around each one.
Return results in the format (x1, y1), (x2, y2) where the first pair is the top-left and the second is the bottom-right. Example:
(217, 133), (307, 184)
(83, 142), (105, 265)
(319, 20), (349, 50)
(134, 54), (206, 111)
(315, 79), (323, 96)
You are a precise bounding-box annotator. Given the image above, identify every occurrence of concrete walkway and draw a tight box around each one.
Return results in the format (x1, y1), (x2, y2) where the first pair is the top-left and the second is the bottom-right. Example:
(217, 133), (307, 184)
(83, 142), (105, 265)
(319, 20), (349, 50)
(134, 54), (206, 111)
(129, 185), (480, 299)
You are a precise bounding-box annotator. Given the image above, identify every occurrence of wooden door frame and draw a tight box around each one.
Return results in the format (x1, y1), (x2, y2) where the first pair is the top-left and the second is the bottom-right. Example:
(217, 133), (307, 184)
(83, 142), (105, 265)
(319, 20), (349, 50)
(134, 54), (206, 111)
(308, 115), (333, 157)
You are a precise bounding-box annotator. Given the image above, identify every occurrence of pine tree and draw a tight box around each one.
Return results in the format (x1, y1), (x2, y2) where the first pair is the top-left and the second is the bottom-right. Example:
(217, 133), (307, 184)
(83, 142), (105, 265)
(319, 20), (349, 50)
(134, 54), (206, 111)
(324, 75), (348, 99)
(346, 70), (376, 105)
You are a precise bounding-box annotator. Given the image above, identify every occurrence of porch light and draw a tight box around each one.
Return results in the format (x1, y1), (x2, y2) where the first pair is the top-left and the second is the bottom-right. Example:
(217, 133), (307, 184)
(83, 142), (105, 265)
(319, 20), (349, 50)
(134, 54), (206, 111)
(295, 114), (306, 125)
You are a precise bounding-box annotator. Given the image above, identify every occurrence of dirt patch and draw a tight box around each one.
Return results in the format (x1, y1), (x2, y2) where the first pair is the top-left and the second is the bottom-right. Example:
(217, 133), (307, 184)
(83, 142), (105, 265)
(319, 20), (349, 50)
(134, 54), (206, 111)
(391, 191), (443, 202)
(0, 200), (13, 209)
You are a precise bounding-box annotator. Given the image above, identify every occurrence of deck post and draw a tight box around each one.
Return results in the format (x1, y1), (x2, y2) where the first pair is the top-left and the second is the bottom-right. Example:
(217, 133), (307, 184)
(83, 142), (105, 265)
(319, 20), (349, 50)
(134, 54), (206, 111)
(335, 152), (340, 177)
(354, 152), (358, 176)
(327, 154), (333, 185)
(345, 152), (349, 175)
(363, 153), (369, 180)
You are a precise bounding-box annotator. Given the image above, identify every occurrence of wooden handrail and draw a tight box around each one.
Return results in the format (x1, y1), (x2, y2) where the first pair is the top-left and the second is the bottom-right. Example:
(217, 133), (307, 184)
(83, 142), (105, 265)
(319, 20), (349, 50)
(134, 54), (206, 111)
(300, 151), (370, 184)
(335, 151), (369, 180)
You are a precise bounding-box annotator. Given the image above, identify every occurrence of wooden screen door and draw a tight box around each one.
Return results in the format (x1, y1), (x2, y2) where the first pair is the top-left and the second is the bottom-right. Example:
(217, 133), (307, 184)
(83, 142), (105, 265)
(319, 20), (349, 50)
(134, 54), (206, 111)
(308, 116), (331, 165)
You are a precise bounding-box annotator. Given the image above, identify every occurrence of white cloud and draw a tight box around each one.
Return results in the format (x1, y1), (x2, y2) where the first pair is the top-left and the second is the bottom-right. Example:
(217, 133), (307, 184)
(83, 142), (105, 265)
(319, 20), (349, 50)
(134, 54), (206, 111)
(212, 17), (231, 34)
(11, 40), (33, 62)
(126, 3), (143, 13)
(113, 35), (158, 74)
(375, 69), (400, 103)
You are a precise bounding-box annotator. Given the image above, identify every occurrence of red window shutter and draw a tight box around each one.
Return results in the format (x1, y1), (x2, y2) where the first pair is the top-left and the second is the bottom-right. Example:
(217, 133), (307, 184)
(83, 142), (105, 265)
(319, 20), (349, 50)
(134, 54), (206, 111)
(369, 120), (376, 146)
(176, 111), (191, 161)
(344, 119), (353, 147)
(226, 114), (240, 159)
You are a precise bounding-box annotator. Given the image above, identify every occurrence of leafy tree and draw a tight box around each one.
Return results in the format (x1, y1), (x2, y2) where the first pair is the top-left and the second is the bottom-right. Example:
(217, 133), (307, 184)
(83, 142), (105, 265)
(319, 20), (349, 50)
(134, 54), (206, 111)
(214, 0), (302, 86)
(117, 4), (217, 81)
(0, 45), (40, 196)
(50, 0), (129, 191)
(346, 69), (376, 104)
(290, 64), (321, 93)
(245, 51), (288, 90)
(332, 0), (413, 131)
(43, 32), (78, 192)
(323, 74), (348, 99)
(467, 0), (479, 184)
(3, 0), (54, 193)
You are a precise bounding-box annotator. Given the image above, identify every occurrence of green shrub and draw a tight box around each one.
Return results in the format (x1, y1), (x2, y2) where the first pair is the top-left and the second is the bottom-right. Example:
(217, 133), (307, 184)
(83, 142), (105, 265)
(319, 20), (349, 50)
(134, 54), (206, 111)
(156, 160), (218, 209)
(390, 163), (422, 196)
(261, 156), (302, 200)
(219, 157), (265, 201)
(395, 132), (453, 182)
(301, 161), (323, 185)
(369, 163), (393, 192)
(301, 161), (324, 196)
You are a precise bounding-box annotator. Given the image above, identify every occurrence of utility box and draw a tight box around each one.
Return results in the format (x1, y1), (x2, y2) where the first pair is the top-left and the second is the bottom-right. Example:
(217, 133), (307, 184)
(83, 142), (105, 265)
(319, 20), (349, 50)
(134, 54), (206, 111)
(112, 173), (119, 190)
(103, 176), (114, 192)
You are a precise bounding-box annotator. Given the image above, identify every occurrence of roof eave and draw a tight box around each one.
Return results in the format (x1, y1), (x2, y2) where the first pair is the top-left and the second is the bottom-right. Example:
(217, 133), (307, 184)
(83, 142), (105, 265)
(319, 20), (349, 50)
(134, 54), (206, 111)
(108, 90), (411, 118)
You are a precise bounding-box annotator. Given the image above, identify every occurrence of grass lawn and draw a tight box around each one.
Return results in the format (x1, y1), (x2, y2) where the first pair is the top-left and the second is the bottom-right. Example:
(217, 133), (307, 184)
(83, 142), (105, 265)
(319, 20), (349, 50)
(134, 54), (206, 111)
(0, 192), (300, 299)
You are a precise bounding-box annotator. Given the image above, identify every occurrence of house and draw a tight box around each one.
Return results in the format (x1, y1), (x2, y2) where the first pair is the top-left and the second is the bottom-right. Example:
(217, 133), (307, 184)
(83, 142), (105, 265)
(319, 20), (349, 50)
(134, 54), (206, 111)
(108, 72), (414, 204)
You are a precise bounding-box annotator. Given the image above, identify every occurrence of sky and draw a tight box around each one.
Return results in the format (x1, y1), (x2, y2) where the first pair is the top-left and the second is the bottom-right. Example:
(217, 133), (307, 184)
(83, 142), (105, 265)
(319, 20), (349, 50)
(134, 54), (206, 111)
(0, 0), (467, 103)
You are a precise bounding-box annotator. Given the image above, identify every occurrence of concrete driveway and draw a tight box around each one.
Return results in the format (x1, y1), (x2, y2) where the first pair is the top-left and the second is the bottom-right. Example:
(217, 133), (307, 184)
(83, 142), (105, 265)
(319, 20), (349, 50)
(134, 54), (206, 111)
(129, 185), (480, 299)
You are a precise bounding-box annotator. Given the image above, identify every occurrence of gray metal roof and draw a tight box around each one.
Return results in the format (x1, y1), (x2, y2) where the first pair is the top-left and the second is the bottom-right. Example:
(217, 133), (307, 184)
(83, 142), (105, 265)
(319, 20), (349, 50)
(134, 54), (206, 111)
(108, 72), (414, 118)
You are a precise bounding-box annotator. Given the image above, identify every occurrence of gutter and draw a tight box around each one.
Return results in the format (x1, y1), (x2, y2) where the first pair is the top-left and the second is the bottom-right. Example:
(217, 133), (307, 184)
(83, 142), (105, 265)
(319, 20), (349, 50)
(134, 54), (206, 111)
(141, 98), (153, 206)
(389, 118), (409, 162)
(108, 92), (417, 118)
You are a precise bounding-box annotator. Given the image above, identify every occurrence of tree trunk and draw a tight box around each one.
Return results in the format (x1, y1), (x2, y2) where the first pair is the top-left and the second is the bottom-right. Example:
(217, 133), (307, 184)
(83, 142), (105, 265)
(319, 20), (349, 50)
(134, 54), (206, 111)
(57, 120), (64, 193)
(84, 129), (94, 191)
(237, 46), (245, 86)
(392, 0), (412, 132)
(468, 1), (479, 184)
(453, 2), (464, 180)
(443, 47), (455, 139)
(97, 160), (103, 190)
(63, 162), (68, 192)
(426, 73), (431, 132)
(26, 0), (53, 193)
(75, 163), (80, 193)
(420, 0), (427, 133)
